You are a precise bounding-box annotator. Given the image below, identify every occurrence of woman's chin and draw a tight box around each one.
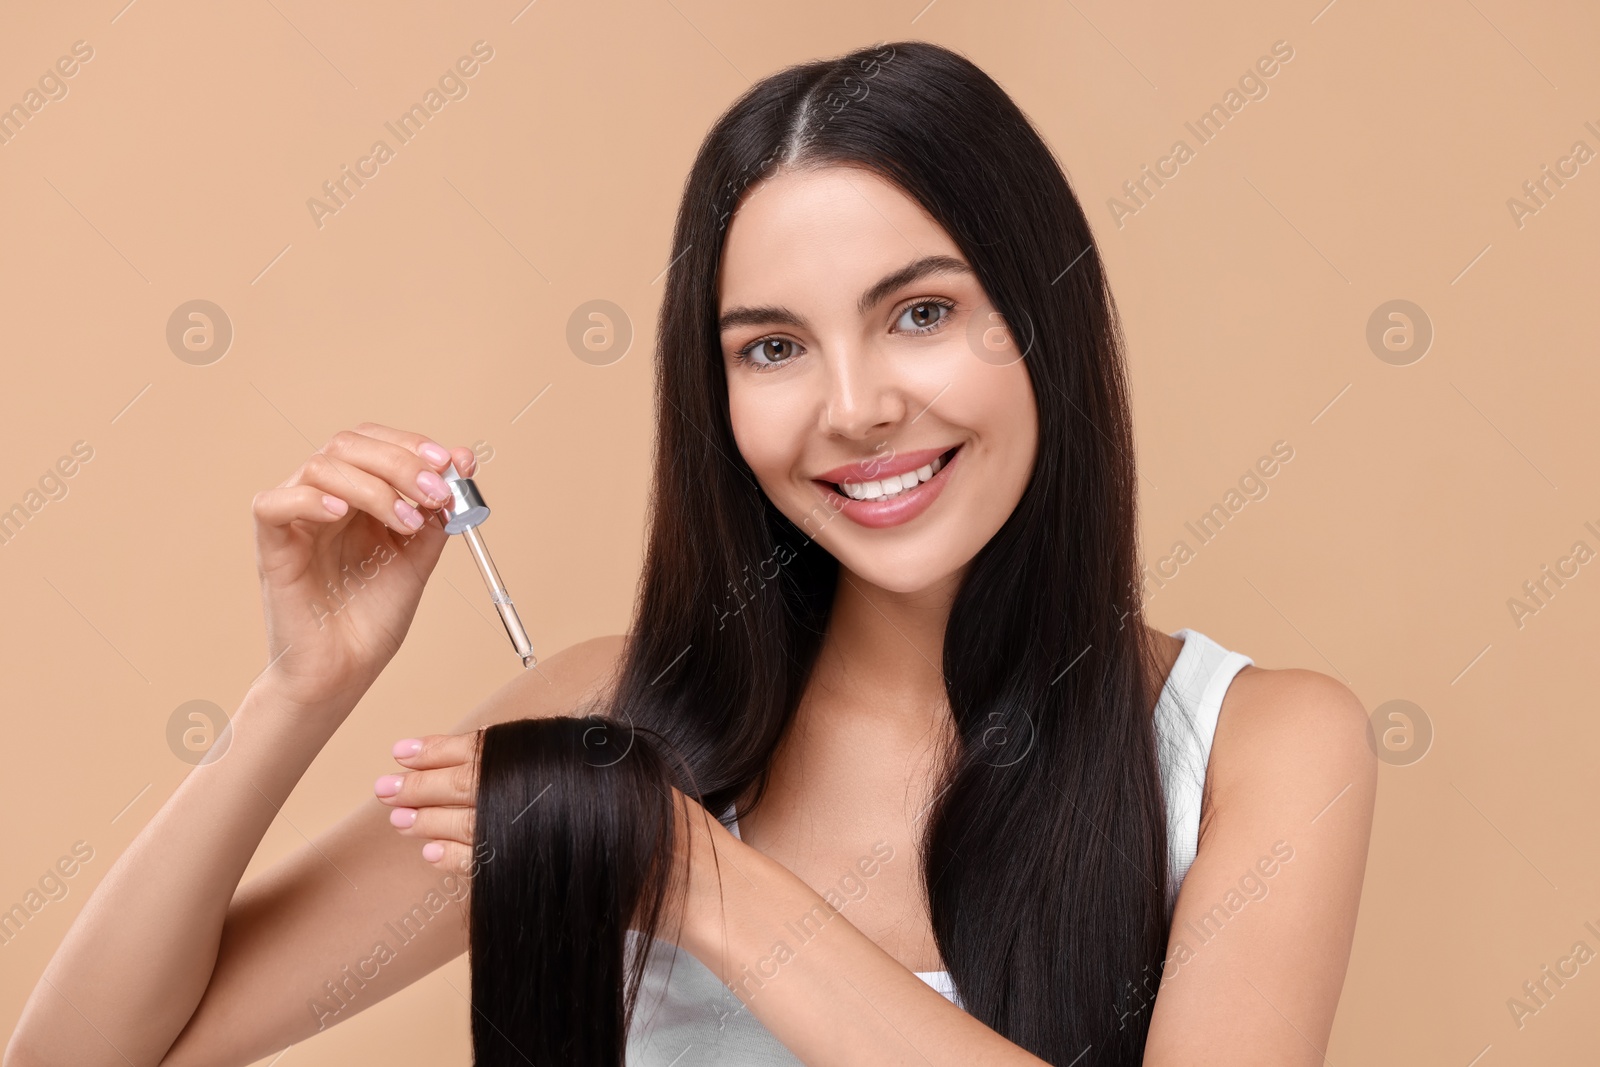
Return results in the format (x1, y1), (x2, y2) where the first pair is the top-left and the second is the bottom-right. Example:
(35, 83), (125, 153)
(835, 552), (969, 598)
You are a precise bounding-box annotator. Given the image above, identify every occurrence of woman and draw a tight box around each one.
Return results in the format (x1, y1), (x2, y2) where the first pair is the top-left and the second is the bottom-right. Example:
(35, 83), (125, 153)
(8, 39), (1375, 1067)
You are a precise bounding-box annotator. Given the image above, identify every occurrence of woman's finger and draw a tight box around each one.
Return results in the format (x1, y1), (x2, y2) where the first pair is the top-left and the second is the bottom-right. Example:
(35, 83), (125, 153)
(317, 429), (456, 511)
(285, 450), (439, 537)
(421, 839), (479, 875)
(374, 762), (476, 808)
(392, 732), (481, 771)
(252, 484), (352, 528)
(389, 803), (475, 846)
(346, 422), (458, 472)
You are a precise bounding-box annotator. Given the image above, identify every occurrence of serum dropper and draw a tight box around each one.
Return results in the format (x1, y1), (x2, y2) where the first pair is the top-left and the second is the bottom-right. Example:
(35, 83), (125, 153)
(438, 462), (537, 669)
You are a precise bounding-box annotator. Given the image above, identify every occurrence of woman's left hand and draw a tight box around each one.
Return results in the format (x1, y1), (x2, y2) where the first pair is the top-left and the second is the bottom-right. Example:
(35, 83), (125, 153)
(375, 727), (749, 946)
(375, 731), (487, 874)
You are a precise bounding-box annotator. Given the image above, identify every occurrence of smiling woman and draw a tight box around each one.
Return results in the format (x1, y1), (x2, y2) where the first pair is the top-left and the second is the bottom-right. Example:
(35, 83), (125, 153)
(8, 37), (1373, 1067)
(439, 35), (1371, 1067)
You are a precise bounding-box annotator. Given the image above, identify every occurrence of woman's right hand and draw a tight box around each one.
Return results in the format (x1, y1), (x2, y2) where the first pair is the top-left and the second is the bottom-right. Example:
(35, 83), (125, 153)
(251, 422), (479, 715)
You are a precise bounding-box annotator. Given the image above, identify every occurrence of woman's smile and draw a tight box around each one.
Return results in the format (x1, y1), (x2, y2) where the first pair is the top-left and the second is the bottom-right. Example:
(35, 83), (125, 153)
(812, 443), (963, 529)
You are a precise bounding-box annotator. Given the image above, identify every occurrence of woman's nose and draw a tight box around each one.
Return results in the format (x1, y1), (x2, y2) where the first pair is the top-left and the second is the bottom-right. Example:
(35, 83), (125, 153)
(821, 348), (906, 438)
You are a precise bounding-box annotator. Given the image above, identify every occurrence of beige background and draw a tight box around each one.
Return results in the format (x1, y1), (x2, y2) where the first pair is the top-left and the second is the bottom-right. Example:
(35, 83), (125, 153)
(2, 0), (1597, 1063)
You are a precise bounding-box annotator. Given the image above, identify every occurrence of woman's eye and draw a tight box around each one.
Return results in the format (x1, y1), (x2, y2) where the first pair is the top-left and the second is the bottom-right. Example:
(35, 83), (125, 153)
(740, 337), (797, 368)
(897, 300), (952, 332)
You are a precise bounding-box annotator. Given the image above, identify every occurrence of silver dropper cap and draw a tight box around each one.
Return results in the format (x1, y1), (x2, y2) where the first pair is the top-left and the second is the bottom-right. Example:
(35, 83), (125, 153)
(440, 462), (489, 533)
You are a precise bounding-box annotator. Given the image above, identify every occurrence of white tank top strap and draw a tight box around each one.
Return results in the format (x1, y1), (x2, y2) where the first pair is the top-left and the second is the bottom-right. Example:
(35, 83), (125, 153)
(1154, 627), (1255, 913)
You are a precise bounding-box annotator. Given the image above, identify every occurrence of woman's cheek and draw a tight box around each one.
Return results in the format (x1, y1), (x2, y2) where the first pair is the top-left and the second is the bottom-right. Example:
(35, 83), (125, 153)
(728, 389), (802, 482)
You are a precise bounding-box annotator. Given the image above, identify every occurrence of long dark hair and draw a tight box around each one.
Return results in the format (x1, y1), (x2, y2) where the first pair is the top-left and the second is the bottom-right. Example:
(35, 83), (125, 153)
(472, 39), (1173, 1065)
(468, 716), (698, 1065)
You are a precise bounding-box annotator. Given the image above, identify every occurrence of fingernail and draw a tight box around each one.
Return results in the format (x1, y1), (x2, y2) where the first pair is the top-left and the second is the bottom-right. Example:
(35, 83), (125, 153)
(416, 470), (450, 506)
(419, 442), (451, 465)
(374, 774), (404, 797)
(422, 842), (445, 862)
(390, 807), (418, 828)
(393, 738), (422, 758)
(394, 500), (424, 530)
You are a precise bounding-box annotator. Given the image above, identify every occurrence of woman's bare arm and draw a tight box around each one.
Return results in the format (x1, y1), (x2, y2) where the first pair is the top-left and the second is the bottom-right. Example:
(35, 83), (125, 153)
(4, 635), (624, 1067)
(1142, 667), (1377, 1064)
(5, 423), (460, 1067)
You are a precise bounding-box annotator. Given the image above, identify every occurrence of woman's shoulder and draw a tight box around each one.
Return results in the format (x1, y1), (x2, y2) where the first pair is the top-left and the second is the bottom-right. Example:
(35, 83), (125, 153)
(1217, 662), (1369, 761)
(1200, 654), (1375, 843)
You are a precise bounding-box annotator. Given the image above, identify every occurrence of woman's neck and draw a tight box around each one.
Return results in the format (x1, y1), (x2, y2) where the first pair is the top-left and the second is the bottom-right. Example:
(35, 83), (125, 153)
(805, 565), (963, 732)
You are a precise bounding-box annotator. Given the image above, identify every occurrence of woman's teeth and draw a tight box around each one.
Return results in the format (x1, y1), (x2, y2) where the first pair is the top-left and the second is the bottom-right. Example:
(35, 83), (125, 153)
(836, 453), (946, 501)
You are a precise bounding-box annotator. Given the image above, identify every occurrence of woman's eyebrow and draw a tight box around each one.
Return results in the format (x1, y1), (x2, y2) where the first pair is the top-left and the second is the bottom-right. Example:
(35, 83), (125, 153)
(717, 254), (974, 332)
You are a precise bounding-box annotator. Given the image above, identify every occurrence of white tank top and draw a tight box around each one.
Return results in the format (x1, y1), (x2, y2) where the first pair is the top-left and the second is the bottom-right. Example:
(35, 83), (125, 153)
(624, 628), (1253, 1064)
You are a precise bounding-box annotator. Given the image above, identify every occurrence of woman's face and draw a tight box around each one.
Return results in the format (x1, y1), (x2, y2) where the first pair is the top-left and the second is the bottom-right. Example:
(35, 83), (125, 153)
(716, 164), (1039, 595)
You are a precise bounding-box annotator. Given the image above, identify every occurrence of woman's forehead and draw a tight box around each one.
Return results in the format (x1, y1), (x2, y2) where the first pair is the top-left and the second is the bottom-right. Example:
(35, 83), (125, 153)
(717, 167), (962, 311)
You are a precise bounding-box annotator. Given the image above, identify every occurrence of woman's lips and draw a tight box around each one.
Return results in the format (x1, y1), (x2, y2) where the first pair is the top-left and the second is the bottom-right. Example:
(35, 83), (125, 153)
(812, 444), (962, 530)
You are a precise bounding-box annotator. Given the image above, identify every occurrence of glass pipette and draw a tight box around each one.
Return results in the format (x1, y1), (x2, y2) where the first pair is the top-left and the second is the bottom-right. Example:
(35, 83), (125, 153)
(439, 462), (537, 669)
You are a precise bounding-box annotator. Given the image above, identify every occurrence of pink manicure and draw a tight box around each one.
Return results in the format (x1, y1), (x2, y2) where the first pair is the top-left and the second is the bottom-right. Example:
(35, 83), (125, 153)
(393, 738), (422, 758)
(374, 774), (404, 797)
(390, 807), (418, 828)
(416, 469), (450, 505)
(422, 842), (445, 862)
(394, 499), (424, 530)
(419, 442), (451, 465)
